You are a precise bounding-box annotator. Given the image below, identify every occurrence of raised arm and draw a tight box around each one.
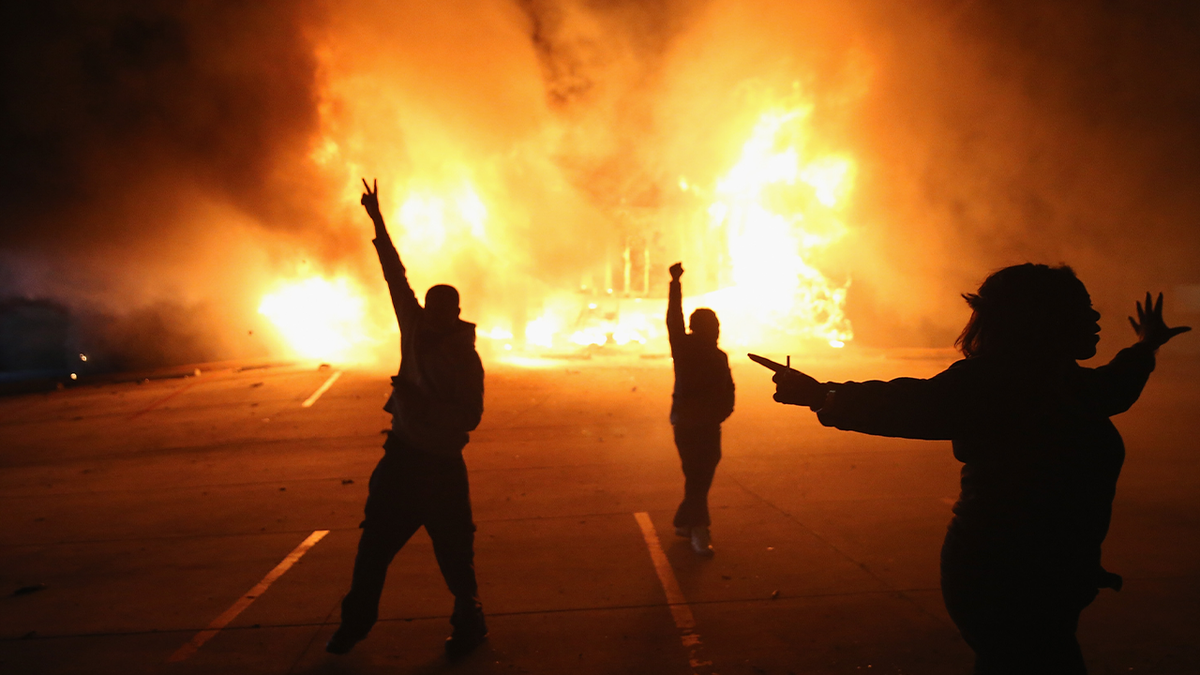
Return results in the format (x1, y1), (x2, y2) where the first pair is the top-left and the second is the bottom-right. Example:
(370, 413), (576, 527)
(1083, 292), (1191, 415)
(362, 178), (420, 330)
(667, 262), (686, 352)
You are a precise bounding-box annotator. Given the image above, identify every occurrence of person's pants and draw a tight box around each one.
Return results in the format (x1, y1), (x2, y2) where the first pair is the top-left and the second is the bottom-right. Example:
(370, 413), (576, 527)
(942, 538), (1097, 674)
(338, 435), (481, 638)
(672, 423), (722, 528)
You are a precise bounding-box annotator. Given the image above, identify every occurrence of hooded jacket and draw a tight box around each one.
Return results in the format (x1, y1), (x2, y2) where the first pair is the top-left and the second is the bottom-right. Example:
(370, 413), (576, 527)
(375, 235), (484, 457)
(667, 276), (735, 426)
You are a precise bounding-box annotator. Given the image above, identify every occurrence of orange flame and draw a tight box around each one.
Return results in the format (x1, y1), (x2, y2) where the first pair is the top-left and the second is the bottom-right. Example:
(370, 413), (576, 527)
(258, 276), (376, 362)
(502, 103), (854, 354)
(269, 86), (853, 362)
(695, 106), (854, 348)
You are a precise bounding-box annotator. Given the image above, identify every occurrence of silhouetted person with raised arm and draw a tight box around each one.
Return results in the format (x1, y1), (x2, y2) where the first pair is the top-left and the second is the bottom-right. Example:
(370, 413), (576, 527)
(667, 262), (735, 556)
(772, 263), (1190, 674)
(327, 179), (487, 659)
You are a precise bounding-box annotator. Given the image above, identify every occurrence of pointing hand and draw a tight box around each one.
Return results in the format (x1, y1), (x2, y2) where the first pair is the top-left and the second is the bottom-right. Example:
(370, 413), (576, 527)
(772, 368), (826, 408)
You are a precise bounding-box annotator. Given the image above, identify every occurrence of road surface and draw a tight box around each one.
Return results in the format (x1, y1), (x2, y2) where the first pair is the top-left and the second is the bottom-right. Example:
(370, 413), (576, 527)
(2, 350), (1198, 674)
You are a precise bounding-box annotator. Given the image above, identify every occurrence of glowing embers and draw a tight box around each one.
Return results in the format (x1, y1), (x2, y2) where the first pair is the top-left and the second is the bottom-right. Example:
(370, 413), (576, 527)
(697, 106), (854, 348)
(258, 276), (373, 362)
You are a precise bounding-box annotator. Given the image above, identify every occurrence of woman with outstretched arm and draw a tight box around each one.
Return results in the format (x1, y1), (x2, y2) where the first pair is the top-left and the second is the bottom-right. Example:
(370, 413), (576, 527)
(772, 264), (1189, 675)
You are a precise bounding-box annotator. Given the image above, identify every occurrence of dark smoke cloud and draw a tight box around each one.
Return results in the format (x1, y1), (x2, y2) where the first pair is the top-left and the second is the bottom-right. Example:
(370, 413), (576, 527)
(844, 0), (1200, 349)
(519, 0), (701, 111)
(1, 1), (325, 244)
(516, 0), (707, 210)
(0, 1), (331, 369)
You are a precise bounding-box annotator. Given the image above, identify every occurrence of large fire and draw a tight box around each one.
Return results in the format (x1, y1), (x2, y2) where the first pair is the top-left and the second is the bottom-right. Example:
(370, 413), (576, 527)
(258, 276), (375, 362)
(263, 92), (854, 362)
(482, 103), (855, 354)
(693, 106), (854, 349)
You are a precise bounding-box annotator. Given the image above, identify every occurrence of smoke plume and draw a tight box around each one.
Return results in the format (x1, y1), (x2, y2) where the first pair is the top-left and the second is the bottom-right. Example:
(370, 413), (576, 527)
(2, 0), (1197, 371)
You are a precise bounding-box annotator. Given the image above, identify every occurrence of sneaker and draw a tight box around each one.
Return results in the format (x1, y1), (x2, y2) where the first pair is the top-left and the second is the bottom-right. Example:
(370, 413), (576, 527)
(325, 626), (362, 655)
(445, 626), (488, 659)
(690, 527), (714, 556)
(445, 611), (488, 660)
(674, 526), (690, 539)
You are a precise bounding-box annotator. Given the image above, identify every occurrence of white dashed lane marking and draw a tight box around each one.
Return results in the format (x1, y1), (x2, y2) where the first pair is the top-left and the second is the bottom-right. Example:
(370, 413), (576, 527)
(167, 529), (329, 662)
(301, 370), (343, 408)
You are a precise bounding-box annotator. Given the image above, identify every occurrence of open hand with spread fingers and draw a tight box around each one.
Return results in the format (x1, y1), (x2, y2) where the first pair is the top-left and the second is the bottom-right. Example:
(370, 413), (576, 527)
(1129, 292), (1190, 350)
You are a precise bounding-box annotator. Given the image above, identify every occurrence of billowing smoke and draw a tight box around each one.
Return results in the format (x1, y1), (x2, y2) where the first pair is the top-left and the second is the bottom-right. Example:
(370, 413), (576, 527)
(842, 1), (1200, 353)
(3, 0), (1198, 373)
(0, 0), (338, 370)
(508, 0), (1200, 352)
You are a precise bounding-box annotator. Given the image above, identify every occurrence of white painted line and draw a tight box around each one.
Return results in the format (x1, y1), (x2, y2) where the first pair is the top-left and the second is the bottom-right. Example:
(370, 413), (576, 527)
(634, 512), (714, 673)
(168, 530), (329, 663)
(301, 370), (342, 408)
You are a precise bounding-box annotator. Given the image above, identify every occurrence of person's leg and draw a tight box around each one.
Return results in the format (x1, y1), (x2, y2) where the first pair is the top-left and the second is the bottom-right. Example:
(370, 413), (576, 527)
(1009, 584), (1090, 675)
(423, 454), (486, 656)
(337, 520), (421, 639)
(960, 611), (1086, 675)
(672, 424), (722, 528)
(333, 450), (423, 647)
(424, 456), (480, 612)
(942, 557), (1091, 674)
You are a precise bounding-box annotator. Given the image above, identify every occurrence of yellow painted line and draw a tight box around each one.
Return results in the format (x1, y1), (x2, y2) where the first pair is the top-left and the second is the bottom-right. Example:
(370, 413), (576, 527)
(301, 370), (342, 408)
(633, 512), (714, 673)
(167, 530), (329, 663)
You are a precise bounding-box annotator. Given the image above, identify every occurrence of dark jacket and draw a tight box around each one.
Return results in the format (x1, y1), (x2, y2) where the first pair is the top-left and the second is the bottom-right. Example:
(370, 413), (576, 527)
(667, 277), (735, 427)
(815, 343), (1156, 587)
(375, 235), (484, 457)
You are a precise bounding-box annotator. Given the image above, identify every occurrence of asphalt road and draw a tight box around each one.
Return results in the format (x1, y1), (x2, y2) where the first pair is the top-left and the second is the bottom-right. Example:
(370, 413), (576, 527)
(1, 350), (1197, 675)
